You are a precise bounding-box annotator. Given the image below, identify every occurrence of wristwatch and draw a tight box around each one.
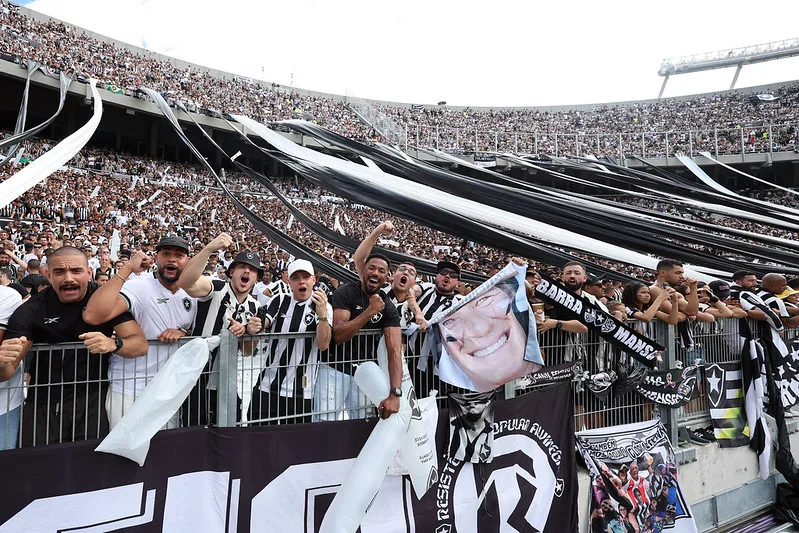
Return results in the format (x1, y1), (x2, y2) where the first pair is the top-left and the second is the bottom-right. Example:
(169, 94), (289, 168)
(556, 320), (563, 329)
(390, 387), (402, 397)
(111, 335), (124, 354)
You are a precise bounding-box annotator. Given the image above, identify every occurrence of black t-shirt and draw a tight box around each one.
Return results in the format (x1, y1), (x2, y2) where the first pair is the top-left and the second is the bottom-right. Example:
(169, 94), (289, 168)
(326, 281), (400, 374)
(6, 285), (136, 401)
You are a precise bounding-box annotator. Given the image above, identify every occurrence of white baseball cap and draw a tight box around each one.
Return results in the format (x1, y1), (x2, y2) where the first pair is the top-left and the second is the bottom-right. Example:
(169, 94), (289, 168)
(288, 259), (314, 277)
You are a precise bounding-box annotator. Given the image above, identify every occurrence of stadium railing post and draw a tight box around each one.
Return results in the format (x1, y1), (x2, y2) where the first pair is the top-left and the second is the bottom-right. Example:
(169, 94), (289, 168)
(661, 323), (680, 446)
(216, 329), (238, 428)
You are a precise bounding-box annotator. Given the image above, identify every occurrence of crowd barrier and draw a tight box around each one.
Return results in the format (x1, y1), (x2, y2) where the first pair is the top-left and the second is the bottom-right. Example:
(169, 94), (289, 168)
(406, 124), (797, 158)
(0, 317), (767, 451)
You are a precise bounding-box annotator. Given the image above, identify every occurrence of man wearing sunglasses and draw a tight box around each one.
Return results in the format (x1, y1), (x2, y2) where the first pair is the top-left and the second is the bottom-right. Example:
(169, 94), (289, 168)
(417, 261), (465, 321)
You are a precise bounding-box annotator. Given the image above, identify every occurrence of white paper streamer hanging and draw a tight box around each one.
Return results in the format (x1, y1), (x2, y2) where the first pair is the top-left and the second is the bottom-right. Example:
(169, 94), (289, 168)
(0, 79), (102, 210)
(233, 116), (721, 281)
(90, 185), (101, 198)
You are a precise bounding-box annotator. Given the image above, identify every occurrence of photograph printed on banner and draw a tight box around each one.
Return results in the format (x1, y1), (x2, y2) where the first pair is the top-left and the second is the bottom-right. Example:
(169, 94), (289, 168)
(577, 420), (697, 533)
(429, 262), (543, 393)
(448, 390), (496, 463)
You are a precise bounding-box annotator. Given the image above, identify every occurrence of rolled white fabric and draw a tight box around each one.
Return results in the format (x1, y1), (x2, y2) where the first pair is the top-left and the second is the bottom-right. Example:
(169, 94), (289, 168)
(319, 361), (412, 533)
(95, 336), (219, 466)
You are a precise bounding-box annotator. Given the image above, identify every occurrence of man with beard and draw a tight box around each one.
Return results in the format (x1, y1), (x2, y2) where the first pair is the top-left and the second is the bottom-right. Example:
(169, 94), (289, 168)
(649, 259), (697, 319)
(0, 247), (26, 280)
(538, 261), (591, 364)
(353, 221), (426, 333)
(318, 252), (402, 421)
(178, 233), (262, 424)
(0, 246), (147, 446)
(84, 236), (197, 429)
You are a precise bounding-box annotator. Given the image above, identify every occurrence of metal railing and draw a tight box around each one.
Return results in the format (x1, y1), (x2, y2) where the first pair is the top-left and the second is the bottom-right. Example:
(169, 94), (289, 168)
(0, 317), (767, 451)
(405, 123), (797, 159)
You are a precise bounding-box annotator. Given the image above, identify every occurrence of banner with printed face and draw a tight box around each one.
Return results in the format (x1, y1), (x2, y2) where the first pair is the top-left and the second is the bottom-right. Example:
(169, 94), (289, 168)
(0, 382), (578, 532)
(448, 391), (496, 463)
(428, 262), (543, 393)
(635, 365), (700, 407)
(534, 276), (663, 367)
(577, 420), (697, 533)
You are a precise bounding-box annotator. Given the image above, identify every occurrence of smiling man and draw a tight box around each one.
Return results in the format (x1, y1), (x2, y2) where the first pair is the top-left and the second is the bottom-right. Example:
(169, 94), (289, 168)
(84, 236), (197, 430)
(178, 233), (262, 424)
(318, 253), (402, 421)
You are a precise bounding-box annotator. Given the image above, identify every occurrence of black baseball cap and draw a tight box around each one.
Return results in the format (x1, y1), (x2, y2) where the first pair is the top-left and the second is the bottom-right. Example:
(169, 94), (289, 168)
(156, 235), (190, 254)
(585, 274), (603, 286)
(437, 260), (460, 276)
(227, 251), (264, 279)
(708, 280), (731, 299)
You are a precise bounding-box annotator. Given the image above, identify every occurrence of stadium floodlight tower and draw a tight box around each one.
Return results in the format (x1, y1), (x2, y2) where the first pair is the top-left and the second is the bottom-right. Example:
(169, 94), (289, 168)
(657, 37), (799, 98)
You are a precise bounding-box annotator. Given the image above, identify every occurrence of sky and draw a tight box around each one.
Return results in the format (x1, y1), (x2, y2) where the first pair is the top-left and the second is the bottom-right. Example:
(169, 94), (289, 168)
(16, 0), (799, 107)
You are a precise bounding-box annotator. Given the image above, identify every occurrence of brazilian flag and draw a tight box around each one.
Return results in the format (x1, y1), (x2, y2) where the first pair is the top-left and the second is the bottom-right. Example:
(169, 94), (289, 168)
(107, 84), (124, 95)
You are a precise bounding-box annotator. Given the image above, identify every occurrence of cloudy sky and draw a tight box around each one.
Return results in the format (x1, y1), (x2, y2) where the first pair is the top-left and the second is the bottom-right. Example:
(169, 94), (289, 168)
(17, 0), (799, 106)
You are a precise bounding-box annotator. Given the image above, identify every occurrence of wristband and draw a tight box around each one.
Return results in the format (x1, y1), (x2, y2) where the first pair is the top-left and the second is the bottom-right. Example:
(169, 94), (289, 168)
(318, 315), (328, 322)
(114, 272), (127, 283)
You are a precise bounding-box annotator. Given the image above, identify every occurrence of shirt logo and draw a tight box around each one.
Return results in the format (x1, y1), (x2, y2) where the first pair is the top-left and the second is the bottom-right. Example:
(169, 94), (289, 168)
(183, 297), (192, 312)
(370, 312), (383, 323)
(355, 305), (363, 310)
(156, 297), (170, 304)
(304, 311), (317, 326)
(44, 317), (60, 324)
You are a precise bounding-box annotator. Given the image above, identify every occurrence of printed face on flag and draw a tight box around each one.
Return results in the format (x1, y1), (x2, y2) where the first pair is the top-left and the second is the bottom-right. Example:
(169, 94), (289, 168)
(431, 263), (543, 393)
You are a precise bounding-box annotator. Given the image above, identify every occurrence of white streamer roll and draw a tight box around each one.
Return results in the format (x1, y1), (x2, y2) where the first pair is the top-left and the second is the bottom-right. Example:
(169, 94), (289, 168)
(319, 361), (411, 533)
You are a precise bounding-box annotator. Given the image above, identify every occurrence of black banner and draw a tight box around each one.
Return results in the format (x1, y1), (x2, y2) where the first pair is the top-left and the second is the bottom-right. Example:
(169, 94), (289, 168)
(635, 365), (700, 407)
(534, 276), (663, 367)
(0, 383), (577, 532)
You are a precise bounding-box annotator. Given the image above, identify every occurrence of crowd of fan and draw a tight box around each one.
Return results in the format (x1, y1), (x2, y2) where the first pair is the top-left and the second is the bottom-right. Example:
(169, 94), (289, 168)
(3, 2), (799, 159)
(5, 132), (799, 283)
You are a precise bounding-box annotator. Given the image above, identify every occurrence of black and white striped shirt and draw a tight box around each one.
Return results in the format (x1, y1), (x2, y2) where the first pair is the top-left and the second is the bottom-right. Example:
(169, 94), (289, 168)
(416, 282), (464, 320)
(383, 287), (415, 329)
(194, 279), (259, 337)
(257, 293), (332, 398)
(265, 280), (291, 299)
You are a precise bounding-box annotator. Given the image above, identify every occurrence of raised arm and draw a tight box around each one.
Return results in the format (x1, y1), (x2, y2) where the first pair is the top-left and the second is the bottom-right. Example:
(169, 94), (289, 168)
(353, 221), (394, 276)
(83, 251), (149, 325)
(179, 233), (233, 298)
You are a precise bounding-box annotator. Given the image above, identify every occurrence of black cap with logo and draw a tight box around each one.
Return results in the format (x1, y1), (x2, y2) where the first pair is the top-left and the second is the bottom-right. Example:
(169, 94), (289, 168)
(227, 251), (264, 279)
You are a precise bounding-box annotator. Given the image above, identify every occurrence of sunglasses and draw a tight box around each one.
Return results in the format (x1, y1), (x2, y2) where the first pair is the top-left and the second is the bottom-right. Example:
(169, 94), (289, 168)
(438, 268), (460, 279)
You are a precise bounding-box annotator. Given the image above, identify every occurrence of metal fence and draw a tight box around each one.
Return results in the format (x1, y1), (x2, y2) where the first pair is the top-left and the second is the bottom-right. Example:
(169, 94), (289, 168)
(0, 317), (763, 452)
(404, 123), (797, 159)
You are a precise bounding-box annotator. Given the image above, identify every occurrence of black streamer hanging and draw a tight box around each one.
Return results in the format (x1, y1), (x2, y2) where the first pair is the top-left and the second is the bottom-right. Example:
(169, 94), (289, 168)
(138, 88), (359, 285)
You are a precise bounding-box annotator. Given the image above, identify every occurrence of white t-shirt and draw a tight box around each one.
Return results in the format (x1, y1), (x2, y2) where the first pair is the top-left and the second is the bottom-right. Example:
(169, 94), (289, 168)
(0, 287), (23, 414)
(108, 277), (197, 396)
(253, 281), (271, 307)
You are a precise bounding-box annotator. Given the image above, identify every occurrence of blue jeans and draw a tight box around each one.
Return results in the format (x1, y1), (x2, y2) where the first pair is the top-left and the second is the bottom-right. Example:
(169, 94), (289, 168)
(0, 406), (21, 450)
(313, 364), (371, 421)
